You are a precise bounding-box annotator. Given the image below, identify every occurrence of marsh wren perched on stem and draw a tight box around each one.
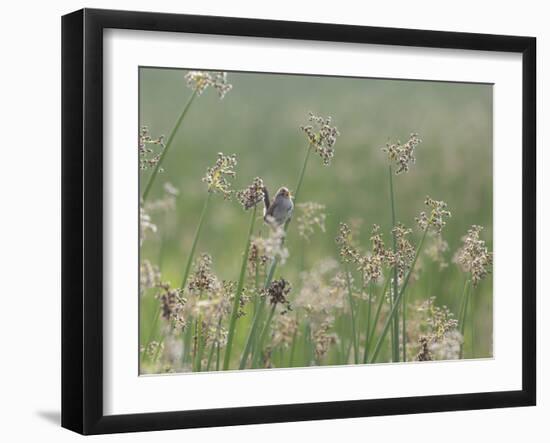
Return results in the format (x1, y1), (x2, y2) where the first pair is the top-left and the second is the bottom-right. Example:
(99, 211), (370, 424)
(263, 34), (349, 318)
(263, 186), (294, 227)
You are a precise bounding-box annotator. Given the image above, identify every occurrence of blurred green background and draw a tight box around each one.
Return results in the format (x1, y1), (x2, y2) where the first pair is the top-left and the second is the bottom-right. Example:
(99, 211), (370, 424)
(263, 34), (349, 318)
(139, 68), (493, 361)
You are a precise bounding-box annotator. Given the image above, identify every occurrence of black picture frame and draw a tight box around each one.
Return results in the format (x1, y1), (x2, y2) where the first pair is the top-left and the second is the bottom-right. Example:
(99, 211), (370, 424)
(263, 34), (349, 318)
(61, 8), (536, 435)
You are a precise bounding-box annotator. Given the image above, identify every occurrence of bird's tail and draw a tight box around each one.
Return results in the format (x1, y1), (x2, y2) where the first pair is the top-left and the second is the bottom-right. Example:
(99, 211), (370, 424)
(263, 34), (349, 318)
(262, 186), (270, 211)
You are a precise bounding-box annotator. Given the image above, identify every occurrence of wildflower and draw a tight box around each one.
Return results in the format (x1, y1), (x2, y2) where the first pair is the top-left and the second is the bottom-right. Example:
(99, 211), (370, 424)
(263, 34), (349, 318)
(416, 196), (452, 233)
(382, 133), (422, 174)
(139, 206), (157, 246)
(202, 152), (237, 199)
(335, 222), (360, 263)
(236, 177), (265, 210)
(139, 126), (165, 170)
(296, 202), (326, 241)
(184, 71), (233, 99)
(300, 112), (340, 166)
(262, 278), (292, 314)
(454, 225), (493, 287)
(188, 253), (219, 294)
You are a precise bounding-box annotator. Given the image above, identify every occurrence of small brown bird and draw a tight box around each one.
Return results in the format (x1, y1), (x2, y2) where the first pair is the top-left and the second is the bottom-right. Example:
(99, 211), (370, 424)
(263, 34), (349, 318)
(263, 186), (294, 227)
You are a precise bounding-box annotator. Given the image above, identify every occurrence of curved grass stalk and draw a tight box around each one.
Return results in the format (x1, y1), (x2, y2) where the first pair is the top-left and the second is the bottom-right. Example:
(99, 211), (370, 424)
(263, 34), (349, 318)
(223, 205), (258, 370)
(142, 91), (197, 202)
(369, 228), (428, 363)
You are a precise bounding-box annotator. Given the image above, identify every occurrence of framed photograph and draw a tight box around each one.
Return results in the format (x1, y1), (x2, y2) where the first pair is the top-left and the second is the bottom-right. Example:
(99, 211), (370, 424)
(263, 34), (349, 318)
(61, 8), (536, 435)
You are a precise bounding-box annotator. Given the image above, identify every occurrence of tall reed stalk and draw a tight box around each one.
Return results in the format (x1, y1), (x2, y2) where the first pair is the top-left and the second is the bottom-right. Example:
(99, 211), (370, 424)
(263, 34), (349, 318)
(223, 205), (258, 370)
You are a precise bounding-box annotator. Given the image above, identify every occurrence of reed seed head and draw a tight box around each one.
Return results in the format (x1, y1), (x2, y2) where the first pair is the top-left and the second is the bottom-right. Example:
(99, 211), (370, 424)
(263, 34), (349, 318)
(382, 133), (422, 174)
(454, 225), (493, 287)
(202, 152), (237, 199)
(416, 196), (452, 233)
(336, 222), (360, 263)
(185, 71), (233, 99)
(236, 177), (265, 210)
(300, 112), (340, 166)
(263, 278), (292, 314)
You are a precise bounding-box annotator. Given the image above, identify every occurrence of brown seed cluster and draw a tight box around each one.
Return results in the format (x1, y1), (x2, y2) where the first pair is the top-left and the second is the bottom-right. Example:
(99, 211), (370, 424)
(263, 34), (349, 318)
(188, 253), (219, 294)
(236, 177), (265, 210)
(382, 133), (422, 174)
(184, 71), (233, 99)
(300, 112), (340, 166)
(454, 225), (493, 287)
(335, 222), (360, 263)
(158, 283), (187, 331)
(202, 152), (237, 199)
(415, 196), (452, 233)
(263, 278), (292, 314)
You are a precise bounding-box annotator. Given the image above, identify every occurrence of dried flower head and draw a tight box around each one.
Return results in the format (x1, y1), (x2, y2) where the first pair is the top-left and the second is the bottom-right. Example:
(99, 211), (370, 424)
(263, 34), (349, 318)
(184, 71), (233, 99)
(382, 133), (422, 174)
(157, 282), (187, 331)
(296, 202), (326, 241)
(300, 112), (340, 166)
(387, 223), (416, 280)
(357, 225), (390, 284)
(188, 253), (219, 294)
(454, 225), (493, 287)
(412, 296), (462, 361)
(262, 278), (292, 314)
(335, 222), (360, 263)
(415, 196), (452, 233)
(236, 177), (265, 210)
(139, 126), (165, 170)
(202, 152), (237, 199)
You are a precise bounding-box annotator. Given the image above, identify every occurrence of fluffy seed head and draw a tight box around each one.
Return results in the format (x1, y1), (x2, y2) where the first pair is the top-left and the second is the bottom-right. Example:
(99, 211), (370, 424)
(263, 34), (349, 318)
(184, 71), (233, 99)
(454, 225), (493, 287)
(202, 152), (237, 199)
(236, 177), (265, 210)
(300, 112), (340, 166)
(382, 133), (422, 174)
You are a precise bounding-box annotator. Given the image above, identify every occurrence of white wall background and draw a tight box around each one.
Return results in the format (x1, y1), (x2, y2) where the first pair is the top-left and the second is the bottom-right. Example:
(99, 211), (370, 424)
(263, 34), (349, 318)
(0, 0), (546, 441)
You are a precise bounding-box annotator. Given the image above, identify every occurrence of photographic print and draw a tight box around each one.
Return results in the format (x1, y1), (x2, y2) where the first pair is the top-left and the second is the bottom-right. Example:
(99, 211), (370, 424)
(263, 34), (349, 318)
(139, 68), (493, 374)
